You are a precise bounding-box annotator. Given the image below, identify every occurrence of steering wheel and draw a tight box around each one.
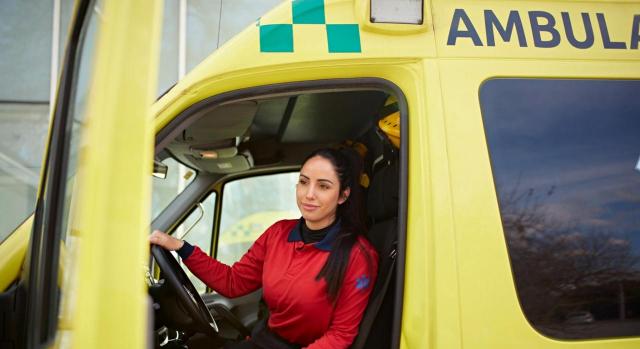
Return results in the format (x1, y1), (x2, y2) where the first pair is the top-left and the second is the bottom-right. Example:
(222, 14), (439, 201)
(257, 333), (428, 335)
(151, 245), (219, 338)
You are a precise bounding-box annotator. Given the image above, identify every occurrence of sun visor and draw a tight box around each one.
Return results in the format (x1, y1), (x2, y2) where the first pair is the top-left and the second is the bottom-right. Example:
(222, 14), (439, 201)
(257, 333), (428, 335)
(185, 101), (258, 143)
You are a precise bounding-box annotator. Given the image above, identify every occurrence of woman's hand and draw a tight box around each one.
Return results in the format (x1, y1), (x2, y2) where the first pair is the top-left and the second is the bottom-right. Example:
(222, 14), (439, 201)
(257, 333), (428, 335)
(149, 230), (184, 251)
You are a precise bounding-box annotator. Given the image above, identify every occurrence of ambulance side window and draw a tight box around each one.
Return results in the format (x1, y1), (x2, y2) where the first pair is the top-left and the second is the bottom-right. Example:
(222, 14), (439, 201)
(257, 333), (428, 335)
(217, 173), (299, 265)
(152, 158), (196, 219)
(480, 79), (640, 340)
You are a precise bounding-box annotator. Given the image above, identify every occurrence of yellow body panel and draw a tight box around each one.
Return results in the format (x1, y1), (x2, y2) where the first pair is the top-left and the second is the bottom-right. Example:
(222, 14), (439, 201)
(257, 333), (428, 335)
(435, 60), (639, 349)
(0, 217), (32, 291)
(1, 0), (637, 348)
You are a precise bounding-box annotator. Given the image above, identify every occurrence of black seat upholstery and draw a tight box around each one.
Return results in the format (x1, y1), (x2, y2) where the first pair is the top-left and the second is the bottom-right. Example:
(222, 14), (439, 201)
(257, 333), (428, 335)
(352, 157), (399, 349)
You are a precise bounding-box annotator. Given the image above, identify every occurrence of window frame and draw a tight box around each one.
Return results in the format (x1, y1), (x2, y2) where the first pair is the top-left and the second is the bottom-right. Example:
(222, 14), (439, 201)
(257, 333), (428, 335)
(154, 79), (409, 349)
(479, 77), (640, 341)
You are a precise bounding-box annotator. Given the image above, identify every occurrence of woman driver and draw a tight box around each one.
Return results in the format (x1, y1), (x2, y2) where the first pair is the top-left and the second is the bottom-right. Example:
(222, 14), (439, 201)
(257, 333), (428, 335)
(150, 148), (378, 349)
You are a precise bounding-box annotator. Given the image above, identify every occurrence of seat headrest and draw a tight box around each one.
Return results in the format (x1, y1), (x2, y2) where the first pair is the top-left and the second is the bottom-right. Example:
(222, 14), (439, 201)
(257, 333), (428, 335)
(367, 160), (399, 222)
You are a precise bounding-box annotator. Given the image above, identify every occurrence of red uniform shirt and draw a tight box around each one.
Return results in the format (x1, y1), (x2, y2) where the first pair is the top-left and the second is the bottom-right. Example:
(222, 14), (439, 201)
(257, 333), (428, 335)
(182, 219), (378, 348)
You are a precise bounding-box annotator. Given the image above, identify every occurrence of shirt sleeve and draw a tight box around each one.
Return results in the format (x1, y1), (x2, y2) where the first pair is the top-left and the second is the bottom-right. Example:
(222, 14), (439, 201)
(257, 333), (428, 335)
(304, 242), (379, 349)
(181, 226), (272, 298)
(176, 240), (195, 259)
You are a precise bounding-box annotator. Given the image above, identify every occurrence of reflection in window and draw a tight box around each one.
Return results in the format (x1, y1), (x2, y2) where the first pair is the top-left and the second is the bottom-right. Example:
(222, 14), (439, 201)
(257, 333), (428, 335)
(186, 0), (283, 71)
(59, 0), (76, 68)
(0, 0), (56, 241)
(218, 173), (299, 265)
(0, 0), (52, 101)
(186, 0), (221, 72)
(0, 102), (49, 242)
(157, 0), (179, 95)
(481, 79), (640, 339)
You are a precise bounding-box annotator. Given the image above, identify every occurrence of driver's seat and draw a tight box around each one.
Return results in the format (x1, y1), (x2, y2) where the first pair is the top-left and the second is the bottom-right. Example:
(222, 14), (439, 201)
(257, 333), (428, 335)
(352, 154), (399, 349)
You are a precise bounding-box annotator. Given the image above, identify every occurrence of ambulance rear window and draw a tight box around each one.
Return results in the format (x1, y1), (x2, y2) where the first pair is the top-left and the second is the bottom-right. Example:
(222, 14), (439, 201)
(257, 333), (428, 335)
(480, 79), (640, 340)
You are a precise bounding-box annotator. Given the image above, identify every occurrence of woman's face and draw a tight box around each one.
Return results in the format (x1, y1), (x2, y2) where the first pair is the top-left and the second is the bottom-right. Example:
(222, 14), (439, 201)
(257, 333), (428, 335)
(296, 155), (350, 230)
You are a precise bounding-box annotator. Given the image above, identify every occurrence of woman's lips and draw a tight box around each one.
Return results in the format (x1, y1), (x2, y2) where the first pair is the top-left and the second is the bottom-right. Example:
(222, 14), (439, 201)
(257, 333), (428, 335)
(302, 203), (318, 211)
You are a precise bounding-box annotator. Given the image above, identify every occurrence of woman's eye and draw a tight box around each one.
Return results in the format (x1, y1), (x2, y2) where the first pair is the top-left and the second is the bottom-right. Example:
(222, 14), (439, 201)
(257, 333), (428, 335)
(320, 184), (329, 190)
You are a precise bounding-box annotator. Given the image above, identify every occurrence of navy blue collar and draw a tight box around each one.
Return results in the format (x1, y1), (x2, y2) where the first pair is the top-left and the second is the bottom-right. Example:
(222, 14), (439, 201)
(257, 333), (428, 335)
(287, 218), (341, 251)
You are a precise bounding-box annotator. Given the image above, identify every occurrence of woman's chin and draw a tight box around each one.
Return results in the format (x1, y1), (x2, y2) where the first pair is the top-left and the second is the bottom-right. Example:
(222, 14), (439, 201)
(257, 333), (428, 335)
(301, 213), (316, 222)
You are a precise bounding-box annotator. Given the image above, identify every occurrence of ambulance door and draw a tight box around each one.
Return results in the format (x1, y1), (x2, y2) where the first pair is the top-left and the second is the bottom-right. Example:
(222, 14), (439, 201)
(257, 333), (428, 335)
(18, 0), (161, 348)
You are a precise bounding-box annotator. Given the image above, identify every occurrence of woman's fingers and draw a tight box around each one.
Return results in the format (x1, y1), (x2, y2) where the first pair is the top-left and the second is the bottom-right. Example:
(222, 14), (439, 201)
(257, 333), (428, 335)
(149, 230), (165, 245)
(149, 230), (184, 251)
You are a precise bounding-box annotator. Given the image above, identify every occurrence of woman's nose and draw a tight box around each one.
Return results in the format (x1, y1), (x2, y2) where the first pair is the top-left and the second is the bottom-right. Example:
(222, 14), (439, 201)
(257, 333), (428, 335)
(305, 184), (316, 199)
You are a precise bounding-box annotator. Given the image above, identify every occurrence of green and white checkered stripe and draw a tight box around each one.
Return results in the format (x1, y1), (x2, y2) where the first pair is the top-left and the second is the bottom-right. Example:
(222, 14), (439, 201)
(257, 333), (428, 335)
(258, 0), (361, 53)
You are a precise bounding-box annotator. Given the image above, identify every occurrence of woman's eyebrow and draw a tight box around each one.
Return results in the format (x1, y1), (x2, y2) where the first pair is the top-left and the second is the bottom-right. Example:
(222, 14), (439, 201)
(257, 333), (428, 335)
(300, 173), (334, 184)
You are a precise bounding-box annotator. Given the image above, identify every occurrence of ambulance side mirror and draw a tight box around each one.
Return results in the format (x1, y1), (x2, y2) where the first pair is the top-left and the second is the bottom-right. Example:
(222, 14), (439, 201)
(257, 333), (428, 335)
(153, 160), (168, 179)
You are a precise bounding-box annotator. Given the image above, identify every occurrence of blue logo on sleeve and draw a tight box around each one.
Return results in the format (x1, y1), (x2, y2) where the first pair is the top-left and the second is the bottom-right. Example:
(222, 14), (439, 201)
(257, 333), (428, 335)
(356, 275), (370, 291)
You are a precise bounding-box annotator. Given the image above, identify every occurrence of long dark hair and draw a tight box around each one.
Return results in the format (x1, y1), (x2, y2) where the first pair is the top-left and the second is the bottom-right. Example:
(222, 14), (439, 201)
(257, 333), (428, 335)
(302, 148), (372, 302)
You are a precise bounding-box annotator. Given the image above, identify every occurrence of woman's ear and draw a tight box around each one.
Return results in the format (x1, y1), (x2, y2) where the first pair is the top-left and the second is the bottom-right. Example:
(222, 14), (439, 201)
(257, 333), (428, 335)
(338, 187), (351, 205)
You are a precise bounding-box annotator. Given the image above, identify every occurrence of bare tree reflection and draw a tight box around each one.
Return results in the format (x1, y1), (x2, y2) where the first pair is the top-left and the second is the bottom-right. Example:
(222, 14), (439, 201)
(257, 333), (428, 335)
(500, 185), (640, 338)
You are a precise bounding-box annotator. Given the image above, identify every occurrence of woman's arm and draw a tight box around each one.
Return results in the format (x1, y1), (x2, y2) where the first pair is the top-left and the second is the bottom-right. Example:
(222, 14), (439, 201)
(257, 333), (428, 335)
(149, 228), (270, 298)
(180, 234), (268, 298)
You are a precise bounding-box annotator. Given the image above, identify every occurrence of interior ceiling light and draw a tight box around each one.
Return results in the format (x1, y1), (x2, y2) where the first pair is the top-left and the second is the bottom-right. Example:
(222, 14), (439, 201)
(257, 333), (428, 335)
(200, 150), (218, 159)
(195, 146), (238, 159)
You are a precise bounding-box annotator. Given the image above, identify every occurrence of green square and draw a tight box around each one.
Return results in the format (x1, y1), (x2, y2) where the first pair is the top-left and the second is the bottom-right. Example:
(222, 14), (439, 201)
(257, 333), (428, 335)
(260, 24), (293, 52)
(326, 24), (361, 53)
(292, 0), (325, 24)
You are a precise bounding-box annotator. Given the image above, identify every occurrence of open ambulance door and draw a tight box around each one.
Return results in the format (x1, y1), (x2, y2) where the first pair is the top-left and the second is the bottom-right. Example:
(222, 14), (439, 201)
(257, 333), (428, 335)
(0, 1), (162, 348)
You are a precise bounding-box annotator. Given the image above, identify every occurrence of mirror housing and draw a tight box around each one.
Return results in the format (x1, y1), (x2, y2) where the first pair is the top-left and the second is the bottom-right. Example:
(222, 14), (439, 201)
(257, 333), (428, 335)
(153, 160), (168, 179)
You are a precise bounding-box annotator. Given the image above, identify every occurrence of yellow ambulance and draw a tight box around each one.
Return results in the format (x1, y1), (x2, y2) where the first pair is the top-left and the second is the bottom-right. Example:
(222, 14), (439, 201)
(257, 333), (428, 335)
(0, 0), (639, 348)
